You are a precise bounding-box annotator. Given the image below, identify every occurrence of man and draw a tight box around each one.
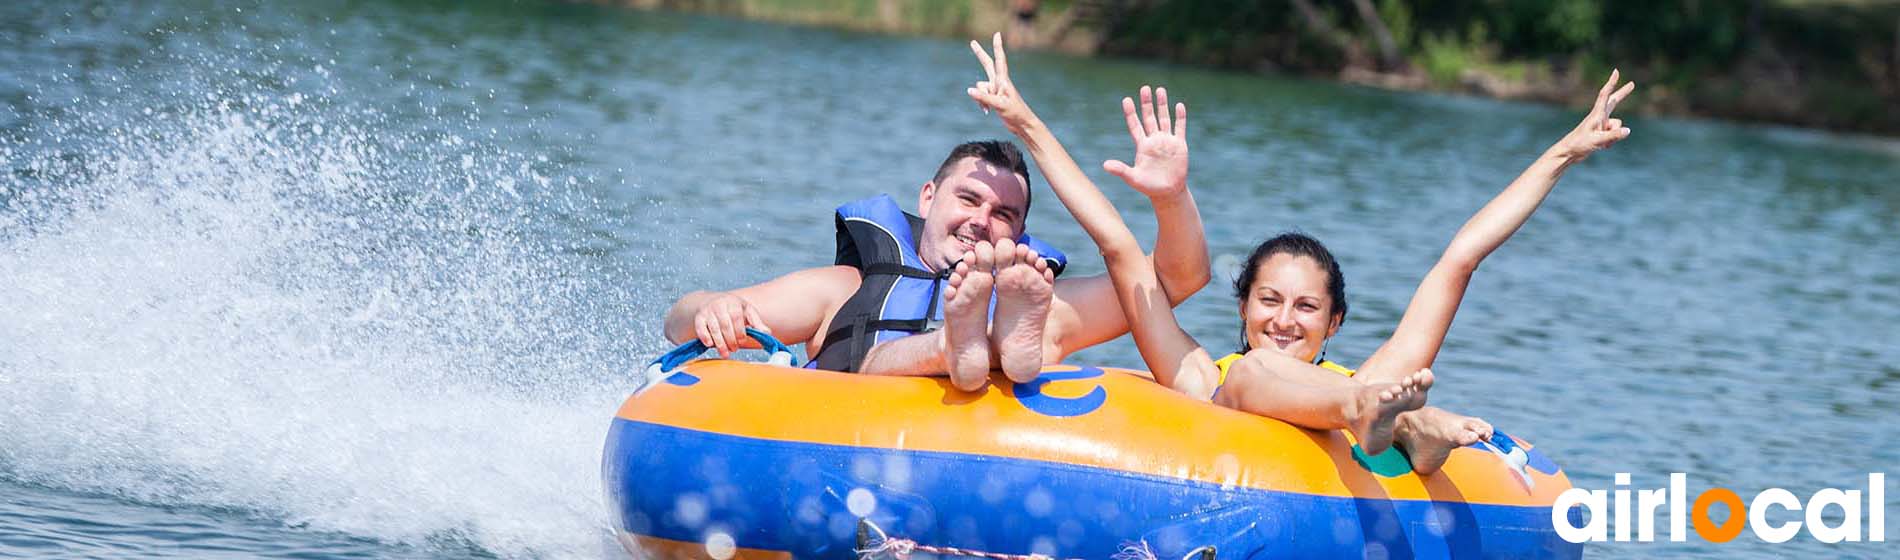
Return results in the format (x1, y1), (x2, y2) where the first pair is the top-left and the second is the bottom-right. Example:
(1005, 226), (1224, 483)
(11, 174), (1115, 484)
(663, 138), (1206, 391)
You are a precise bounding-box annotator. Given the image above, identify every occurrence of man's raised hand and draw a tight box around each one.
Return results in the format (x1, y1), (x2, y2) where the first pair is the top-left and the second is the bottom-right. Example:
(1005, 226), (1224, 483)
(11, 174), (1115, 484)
(1103, 85), (1189, 199)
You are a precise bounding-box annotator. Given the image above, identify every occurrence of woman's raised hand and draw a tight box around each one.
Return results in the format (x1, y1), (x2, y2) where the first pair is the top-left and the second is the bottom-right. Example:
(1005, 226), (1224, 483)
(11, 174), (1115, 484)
(1554, 70), (1636, 161)
(967, 32), (1039, 134)
(1103, 85), (1189, 199)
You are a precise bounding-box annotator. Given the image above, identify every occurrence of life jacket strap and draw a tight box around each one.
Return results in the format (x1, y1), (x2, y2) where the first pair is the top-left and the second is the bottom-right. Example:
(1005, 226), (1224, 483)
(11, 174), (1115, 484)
(860, 262), (939, 279)
(822, 318), (935, 348)
(817, 264), (949, 372)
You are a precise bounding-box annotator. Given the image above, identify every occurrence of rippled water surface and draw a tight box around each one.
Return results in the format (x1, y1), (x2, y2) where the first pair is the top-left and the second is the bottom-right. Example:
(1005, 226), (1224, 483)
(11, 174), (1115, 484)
(3, 1), (1896, 558)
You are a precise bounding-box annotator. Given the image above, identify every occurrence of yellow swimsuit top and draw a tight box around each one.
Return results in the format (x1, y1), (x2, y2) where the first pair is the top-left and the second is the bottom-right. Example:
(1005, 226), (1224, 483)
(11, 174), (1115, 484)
(1213, 352), (1356, 389)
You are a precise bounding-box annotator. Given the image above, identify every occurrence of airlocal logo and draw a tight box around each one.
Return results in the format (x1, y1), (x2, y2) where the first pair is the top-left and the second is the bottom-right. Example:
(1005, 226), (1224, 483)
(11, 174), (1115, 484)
(1554, 473), (1886, 543)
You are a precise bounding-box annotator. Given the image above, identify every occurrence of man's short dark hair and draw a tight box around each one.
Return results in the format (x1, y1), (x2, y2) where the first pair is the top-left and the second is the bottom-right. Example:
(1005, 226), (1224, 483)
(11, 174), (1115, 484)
(932, 140), (1032, 213)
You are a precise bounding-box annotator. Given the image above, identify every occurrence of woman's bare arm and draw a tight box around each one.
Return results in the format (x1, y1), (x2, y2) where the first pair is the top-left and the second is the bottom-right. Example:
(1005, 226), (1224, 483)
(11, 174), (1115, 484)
(965, 35), (1221, 398)
(1358, 71), (1636, 380)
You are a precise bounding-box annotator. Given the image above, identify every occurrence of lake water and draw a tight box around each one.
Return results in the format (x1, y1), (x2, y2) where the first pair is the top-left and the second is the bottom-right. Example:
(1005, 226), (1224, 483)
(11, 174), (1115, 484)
(2, 1), (1896, 558)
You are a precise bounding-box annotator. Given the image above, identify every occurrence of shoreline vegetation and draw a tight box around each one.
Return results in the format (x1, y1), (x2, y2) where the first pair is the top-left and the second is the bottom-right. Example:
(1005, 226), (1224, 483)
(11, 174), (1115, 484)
(604, 0), (1900, 137)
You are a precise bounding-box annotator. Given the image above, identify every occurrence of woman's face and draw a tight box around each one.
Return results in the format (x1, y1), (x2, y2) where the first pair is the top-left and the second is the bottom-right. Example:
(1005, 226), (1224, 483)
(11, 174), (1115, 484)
(1239, 253), (1341, 363)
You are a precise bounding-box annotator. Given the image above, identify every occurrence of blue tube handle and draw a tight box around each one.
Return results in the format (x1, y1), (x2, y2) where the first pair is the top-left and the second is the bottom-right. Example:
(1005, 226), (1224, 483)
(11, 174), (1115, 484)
(646, 327), (801, 375)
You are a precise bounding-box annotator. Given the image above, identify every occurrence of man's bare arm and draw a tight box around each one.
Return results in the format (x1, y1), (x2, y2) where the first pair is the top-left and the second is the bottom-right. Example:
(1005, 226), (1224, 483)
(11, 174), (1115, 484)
(857, 329), (969, 383)
(1100, 86), (1210, 307)
(960, 39), (1210, 361)
(662, 265), (860, 357)
(1148, 189), (1209, 306)
(1046, 100), (1211, 359)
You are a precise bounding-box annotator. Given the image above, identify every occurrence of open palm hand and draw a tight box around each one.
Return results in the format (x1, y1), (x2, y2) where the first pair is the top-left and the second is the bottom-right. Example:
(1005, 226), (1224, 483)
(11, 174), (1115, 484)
(1104, 85), (1188, 198)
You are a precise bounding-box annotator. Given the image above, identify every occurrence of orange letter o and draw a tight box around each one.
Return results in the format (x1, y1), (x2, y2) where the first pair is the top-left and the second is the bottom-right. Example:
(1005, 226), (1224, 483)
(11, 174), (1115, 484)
(1692, 488), (1746, 543)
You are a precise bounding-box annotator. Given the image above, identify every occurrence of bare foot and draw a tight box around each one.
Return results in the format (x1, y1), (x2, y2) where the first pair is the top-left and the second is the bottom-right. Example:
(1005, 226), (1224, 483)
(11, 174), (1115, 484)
(942, 242), (996, 391)
(1395, 406), (1492, 475)
(1347, 368), (1433, 455)
(989, 239), (1054, 383)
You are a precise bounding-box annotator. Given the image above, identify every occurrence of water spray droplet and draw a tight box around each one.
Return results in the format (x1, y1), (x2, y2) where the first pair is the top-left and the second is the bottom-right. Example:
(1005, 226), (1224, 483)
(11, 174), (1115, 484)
(846, 488), (877, 517)
(704, 531), (736, 560)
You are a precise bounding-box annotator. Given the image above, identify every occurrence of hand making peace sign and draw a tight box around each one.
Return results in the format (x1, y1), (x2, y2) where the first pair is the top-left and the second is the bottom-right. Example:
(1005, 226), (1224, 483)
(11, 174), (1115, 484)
(1554, 70), (1637, 161)
(966, 32), (1039, 135)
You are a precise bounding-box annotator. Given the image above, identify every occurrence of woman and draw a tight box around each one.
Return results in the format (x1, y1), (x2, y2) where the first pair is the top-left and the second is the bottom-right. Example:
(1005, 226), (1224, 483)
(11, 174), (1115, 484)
(961, 34), (1634, 473)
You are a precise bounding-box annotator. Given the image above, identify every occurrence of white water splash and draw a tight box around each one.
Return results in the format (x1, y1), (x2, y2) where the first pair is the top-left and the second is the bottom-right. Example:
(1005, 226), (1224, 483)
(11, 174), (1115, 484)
(0, 83), (650, 558)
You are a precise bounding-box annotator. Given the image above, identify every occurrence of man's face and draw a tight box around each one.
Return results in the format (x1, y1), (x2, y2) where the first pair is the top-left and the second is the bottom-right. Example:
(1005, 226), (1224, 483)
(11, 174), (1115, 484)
(916, 156), (1029, 271)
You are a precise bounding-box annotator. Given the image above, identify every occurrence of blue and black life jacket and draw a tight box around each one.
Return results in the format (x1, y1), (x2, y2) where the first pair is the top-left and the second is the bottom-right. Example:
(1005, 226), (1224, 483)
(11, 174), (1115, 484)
(809, 195), (1067, 372)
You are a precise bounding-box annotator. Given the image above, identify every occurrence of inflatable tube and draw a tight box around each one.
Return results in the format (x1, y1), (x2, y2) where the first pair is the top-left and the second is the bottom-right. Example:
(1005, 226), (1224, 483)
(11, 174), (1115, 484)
(605, 345), (1582, 559)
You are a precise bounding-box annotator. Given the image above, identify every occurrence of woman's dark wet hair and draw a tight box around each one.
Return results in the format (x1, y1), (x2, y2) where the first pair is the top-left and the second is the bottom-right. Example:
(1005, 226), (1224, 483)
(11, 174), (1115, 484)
(1233, 232), (1347, 352)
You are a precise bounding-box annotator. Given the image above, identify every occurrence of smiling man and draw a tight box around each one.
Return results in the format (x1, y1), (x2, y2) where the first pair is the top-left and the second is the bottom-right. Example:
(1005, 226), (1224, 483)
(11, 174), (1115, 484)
(662, 139), (1207, 390)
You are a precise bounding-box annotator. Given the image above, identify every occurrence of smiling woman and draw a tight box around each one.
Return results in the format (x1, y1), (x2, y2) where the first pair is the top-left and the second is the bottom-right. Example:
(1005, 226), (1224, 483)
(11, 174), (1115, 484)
(1234, 234), (1348, 360)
